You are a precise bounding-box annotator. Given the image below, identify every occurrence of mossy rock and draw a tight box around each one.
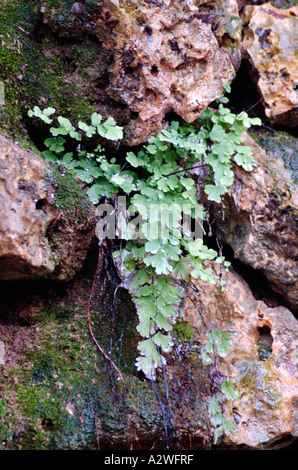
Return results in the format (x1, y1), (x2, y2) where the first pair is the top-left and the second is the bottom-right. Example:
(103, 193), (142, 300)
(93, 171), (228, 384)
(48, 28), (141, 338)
(266, 0), (298, 8)
(0, 284), (158, 449)
(0, 0), (117, 146)
(46, 163), (94, 225)
(0, 277), (209, 450)
(251, 128), (298, 185)
(174, 321), (194, 344)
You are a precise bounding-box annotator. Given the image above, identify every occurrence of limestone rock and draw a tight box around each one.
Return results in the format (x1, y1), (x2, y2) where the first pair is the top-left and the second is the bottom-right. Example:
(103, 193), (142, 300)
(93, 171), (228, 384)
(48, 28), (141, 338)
(253, 128), (298, 185)
(184, 262), (298, 449)
(94, 0), (242, 145)
(242, 3), (298, 127)
(0, 135), (95, 282)
(1, 0), (242, 147)
(212, 133), (298, 313)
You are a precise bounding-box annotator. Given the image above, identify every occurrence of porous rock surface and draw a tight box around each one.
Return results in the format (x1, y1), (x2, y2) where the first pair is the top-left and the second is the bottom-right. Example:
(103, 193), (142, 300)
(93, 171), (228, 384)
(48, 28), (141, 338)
(212, 133), (298, 313)
(242, 2), (298, 127)
(184, 262), (298, 449)
(0, 135), (95, 282)
(94, 0), (242, 145)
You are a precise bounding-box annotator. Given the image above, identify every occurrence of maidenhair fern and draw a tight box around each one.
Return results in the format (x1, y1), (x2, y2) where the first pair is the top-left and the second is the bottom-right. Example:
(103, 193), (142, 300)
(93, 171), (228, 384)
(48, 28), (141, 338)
(28, 85), (261, 442)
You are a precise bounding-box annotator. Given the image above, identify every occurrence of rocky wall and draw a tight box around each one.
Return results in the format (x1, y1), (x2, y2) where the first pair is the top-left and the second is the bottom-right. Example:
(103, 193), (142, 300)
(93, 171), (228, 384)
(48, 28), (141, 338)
(0, 0), (297, 451)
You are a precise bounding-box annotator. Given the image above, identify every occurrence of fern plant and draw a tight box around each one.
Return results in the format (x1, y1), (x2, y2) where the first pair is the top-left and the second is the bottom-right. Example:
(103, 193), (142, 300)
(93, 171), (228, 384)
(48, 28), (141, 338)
(28, 86), (261, 442)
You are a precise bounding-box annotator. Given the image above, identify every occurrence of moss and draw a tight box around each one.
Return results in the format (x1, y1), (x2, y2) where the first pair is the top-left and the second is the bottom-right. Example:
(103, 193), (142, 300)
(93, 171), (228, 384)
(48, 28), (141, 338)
(0, 0), (108, 144)
(41, 0), (104, 39)
(0, 1), (39, 138)
(41, 163), (95, 273)
(174, 321), (194, 344)
(45, 163), (93, 224)
(0, 314), (118, 449)
(0, 281), (170, 450)
(256, 340), (273, 362)
(35, 305), (74, 324)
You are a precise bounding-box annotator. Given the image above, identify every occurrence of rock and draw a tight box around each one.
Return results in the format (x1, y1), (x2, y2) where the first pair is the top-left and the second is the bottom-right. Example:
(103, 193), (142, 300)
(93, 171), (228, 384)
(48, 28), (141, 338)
(184, 262), (298, 449)
(252, 128), (298, 185)
(0, 135), (95, 282)
(1, 0), (242, 147)
(0, 272), (210, 450)
(0, 1), (114, 143)
(0, 240), (297, 449)
(242, 3), (298, 127)
(94, 0), (242, 145)
(212, 133), (298, 313)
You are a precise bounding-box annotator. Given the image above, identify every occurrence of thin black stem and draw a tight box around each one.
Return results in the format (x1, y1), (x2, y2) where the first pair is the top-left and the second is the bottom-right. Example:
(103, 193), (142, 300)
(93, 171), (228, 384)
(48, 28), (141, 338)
(165, 163), (209, 177)
(150, 379), (170, 450)
(161, 359), (174, 450)
(187, 278), (214, 331)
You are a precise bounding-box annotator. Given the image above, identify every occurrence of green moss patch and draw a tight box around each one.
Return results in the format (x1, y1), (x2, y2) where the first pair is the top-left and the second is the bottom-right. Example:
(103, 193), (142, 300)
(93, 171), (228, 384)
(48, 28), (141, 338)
(46, 163), (94, 224)
(0, 281), (146, 449)
(0, 270), (209, 450)
(174, 321), (194, 344)
(0, 0), (109, 144)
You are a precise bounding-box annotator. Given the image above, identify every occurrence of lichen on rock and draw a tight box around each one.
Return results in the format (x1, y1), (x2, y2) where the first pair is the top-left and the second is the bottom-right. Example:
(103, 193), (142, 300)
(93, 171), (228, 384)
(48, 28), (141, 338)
(94, 0), (242, 145)
(184, 262), (298, 449)
(212, 133), (298, 313)
(252, 128), (298, 186)
(242, 2), (298, 127)
(0, 135), (95, 282)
